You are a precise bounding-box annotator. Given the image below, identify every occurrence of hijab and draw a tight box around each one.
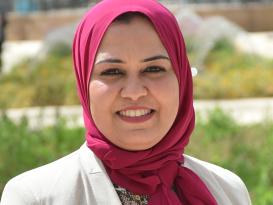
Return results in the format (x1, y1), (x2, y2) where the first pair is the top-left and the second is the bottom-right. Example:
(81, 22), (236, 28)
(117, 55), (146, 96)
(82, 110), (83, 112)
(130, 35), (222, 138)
(72, 0), (218, 204)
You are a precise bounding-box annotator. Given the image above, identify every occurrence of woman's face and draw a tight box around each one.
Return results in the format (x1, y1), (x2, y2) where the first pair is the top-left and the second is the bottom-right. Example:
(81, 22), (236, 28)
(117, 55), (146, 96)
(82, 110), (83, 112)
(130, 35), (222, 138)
(89, 16), (179, 151)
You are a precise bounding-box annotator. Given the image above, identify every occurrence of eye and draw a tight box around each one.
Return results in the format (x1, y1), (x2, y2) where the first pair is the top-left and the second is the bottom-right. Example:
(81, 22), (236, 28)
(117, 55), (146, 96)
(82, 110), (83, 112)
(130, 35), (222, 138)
(100, 68), (124, 76)
(143, 66), (166, 73)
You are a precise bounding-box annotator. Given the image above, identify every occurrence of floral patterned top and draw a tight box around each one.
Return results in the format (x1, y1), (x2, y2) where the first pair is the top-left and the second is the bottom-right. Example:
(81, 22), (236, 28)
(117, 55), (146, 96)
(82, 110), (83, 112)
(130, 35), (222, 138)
(114, 184), (150, 205)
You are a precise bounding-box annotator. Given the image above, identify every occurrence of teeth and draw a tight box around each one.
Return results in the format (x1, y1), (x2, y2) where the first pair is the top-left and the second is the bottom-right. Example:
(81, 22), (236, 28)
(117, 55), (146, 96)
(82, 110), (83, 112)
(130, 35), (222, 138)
(119, 109), (152, 117)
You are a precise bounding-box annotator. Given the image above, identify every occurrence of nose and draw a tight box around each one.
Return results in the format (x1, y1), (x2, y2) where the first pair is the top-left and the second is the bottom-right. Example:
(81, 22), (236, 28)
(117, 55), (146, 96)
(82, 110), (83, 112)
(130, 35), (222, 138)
(120, 77), (148, 101)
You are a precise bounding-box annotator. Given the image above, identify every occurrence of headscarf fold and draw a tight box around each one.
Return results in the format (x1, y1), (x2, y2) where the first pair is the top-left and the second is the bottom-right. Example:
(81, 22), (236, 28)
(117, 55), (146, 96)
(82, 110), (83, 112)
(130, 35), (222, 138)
(72, 0), (218, 204)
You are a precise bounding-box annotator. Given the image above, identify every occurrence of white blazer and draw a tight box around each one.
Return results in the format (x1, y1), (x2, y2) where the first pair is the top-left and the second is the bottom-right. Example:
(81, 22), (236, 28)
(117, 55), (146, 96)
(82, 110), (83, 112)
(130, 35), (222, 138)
(1, 143), (252, 205)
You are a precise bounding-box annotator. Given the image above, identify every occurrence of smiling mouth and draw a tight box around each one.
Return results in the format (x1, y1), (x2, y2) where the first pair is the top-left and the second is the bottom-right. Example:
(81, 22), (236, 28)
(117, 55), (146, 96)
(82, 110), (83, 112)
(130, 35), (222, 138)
(117, 109), (154, 117)
(116, 109), (155, 123)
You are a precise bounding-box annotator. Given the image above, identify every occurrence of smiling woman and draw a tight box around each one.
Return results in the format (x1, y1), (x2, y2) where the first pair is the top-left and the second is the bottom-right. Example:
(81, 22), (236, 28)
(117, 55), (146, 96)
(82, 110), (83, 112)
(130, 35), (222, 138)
(90, 14), (179, 151)
(1, 1), (252, 205)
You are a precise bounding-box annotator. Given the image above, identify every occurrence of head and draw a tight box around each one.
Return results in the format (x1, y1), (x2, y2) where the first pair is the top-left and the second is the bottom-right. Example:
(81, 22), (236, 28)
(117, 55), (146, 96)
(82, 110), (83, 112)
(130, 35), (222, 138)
(89, 13), (179, 151)
(73, 0), (194, 154)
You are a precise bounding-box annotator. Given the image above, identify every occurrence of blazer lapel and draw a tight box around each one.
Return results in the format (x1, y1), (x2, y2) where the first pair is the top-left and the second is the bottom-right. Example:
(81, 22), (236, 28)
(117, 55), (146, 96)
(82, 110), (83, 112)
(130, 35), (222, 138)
(79, 143), (122, 205)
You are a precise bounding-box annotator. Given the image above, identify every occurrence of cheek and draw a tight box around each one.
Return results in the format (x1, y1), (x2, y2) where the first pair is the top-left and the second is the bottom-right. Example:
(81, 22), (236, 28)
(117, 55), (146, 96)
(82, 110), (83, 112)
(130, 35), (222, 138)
(89, 80), (119, 138)
(89, 80), (118, 116)
(89, 81), (105, 110)
(150, 76), (179, 123)
(151, 76), (179, 107)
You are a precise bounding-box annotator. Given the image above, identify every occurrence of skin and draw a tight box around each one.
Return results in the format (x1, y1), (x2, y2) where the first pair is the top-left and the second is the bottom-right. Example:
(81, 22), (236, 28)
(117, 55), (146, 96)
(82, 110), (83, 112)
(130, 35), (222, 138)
(89, 16), (179, 151)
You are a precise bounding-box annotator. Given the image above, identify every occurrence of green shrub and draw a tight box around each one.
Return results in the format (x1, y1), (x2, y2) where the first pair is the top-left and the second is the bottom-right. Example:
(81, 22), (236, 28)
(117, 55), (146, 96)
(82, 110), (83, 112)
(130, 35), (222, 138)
(48, 43), (72, 58)
(187, 109), (273, 205)
(0, 114), (85, 195)
(193, 38), (273, 99)
(0, 50), (79, 109)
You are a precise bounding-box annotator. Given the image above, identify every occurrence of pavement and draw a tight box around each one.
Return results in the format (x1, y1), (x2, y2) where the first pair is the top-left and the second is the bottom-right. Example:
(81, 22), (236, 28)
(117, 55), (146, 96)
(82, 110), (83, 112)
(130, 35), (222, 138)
(194, 97), (273, 124)
(2, 98), (273, 129)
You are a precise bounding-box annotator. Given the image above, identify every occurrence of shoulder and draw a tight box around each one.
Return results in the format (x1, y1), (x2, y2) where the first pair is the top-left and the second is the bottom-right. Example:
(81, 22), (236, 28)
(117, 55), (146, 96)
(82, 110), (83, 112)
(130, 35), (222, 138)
(183, 154), (252, 205)
(1, 148), (84, 205)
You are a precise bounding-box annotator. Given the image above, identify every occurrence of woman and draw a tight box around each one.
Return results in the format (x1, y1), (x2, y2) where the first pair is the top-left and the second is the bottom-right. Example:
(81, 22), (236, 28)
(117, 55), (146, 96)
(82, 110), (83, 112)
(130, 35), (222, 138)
(1, 0), (252, 204)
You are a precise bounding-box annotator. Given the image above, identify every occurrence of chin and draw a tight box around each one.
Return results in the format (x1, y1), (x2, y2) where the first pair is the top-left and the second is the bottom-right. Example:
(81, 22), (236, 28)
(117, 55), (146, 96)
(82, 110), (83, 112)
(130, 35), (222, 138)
(116, 139), (161, 151)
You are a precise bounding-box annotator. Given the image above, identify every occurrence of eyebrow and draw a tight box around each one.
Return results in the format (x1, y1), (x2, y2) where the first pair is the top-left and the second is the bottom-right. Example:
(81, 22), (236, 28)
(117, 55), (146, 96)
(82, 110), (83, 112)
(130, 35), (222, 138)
(142, 55), (170, 62)
(95, 55), (170, 65)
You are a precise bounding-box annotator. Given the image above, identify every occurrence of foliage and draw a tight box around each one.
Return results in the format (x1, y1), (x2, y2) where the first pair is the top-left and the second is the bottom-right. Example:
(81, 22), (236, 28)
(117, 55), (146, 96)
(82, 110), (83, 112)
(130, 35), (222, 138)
(187, 109), (273, 205)
(0, 44), (79, 109)
(0, 39), (273, 108)
(0, 114), (85, 196)
(0, 110), (273, 204)
(192, 38), (273, 99)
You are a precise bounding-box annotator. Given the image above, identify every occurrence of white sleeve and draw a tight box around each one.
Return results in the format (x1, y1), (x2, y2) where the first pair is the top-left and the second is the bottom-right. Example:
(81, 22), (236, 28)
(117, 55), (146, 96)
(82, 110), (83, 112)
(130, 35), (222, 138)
(1, 177), (39, 205)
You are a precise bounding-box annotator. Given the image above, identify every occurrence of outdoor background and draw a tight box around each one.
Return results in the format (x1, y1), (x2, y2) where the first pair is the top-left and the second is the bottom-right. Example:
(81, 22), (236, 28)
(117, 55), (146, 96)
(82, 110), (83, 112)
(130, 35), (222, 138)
(1, 0), (273, 204)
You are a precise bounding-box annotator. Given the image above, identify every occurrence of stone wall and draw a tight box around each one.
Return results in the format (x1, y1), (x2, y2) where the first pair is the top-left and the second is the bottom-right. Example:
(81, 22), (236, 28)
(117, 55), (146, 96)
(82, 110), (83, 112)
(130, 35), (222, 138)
(5, 9), (83, 40)
(5, 3), (273, 40)
(191, 3), (273, 32)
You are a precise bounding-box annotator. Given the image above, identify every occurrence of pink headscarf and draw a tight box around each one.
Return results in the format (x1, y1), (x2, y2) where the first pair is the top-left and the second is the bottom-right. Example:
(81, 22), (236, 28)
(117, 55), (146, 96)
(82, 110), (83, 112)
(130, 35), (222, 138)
(73, 0), (218, 204)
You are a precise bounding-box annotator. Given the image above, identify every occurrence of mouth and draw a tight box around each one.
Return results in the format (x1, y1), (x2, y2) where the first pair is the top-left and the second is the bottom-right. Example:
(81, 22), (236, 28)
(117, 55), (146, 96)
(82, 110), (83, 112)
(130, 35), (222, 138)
(116, 108), (155, 123)
(118, 109), (154, 117)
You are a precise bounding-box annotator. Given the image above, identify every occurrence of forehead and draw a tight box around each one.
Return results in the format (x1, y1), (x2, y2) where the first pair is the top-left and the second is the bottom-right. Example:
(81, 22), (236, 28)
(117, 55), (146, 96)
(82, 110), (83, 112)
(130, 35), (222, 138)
(96, 16), (168, 57)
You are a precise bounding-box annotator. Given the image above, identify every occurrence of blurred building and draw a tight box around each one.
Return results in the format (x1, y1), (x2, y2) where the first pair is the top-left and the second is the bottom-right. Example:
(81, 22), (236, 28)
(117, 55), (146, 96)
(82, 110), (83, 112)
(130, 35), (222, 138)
(0, 0), (95, 13)
(0, 0), (12, 12)
(173, 0), (273, 2)
(1, 0), (273, 13)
